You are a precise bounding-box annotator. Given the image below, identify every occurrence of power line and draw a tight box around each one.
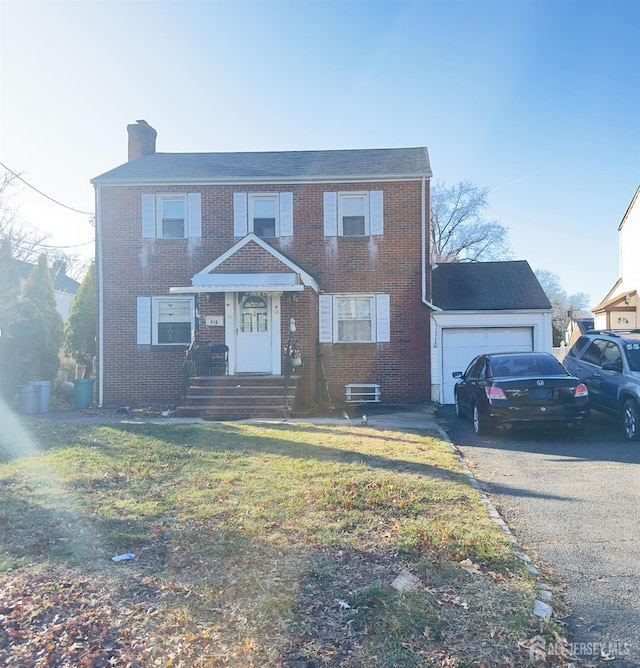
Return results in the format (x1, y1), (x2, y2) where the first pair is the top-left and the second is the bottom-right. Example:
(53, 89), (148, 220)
(36, 240), (94, 250)
(0, 160), (94, 216)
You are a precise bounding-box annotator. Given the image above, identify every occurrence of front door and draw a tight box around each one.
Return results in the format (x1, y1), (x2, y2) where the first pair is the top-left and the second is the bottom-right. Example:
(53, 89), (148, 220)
(236, 294), (272, 373)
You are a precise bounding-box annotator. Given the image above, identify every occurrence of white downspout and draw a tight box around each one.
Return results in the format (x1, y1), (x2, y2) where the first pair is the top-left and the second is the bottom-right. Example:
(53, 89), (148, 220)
(421, 175), (441, 313)
(96, 184), (104, 407)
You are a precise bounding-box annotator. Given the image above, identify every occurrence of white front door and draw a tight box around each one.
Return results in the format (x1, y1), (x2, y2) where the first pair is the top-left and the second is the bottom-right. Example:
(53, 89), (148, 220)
(236, 294), (272, 373)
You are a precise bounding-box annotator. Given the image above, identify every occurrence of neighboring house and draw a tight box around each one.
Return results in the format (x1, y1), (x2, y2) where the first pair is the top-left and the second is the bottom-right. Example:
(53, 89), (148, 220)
(15, 259), (80, 322)
(563, 316), (594, 348)
(593, 185), (640, 330)
(429, 261), (553, 404)
(90, 120), (434, 411)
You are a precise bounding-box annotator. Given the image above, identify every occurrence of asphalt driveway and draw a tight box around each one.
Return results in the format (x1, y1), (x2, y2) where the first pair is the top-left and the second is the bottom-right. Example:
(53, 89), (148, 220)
(437, 405), (640, 667)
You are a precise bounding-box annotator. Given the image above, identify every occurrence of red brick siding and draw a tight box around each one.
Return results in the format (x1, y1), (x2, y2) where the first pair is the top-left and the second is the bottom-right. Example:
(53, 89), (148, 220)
(97, 180), (431, 408)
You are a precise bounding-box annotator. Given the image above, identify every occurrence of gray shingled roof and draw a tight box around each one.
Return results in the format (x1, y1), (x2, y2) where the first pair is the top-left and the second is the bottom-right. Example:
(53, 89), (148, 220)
(431, 261), (551, 311)
(15, 260), (80, 294)
(91, 147), (431, 184)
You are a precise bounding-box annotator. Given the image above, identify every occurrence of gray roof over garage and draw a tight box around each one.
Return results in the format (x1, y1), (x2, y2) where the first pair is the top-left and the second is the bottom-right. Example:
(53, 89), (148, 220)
(431, 260), (551, 311)
(91, 147), (432, 184)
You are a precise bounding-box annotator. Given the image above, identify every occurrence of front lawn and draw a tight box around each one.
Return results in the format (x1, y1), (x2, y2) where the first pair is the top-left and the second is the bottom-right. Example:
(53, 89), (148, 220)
(0, 413), (571, 666)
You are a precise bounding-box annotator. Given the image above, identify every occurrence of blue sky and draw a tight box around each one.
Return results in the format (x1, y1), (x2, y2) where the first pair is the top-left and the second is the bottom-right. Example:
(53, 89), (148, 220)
(1, 0), (639, 306)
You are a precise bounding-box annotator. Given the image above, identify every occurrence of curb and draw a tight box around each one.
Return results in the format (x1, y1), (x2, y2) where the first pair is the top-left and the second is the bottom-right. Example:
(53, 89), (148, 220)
(431, 423), (554, 620)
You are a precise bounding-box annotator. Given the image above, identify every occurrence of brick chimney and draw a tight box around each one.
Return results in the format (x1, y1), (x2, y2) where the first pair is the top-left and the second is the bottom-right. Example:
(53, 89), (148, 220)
(127, 120), (157, 161)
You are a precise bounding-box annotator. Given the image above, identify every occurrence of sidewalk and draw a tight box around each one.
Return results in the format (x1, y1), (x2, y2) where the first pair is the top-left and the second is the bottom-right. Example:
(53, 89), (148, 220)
(37, 403), (443, 432)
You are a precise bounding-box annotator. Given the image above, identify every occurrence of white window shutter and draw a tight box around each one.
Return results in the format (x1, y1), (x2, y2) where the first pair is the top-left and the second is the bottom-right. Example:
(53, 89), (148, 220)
(137, 296), (151, 344)
(375, 294), (390, 342)
(187, 193), (202, 237)
(370, 191), (384, 235)
(323, 192), (337, 236)
(233, 192), (248, 237)
(319, 294), (333, 342)
(279, 192), (293, 236)
(141, 194), (156, 238)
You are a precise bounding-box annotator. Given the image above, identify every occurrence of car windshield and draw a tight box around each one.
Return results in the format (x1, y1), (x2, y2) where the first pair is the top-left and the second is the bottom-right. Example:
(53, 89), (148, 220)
(623, 341), (640, 372)
(490, 355), (566, 377)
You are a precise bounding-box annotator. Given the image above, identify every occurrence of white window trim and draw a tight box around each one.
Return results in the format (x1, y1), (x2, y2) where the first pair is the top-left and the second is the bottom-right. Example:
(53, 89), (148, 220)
(319, 293), (391, 343)
(234, 192), (293, 238)
(248, 193), (280, 238)
(338, 192), (369, 236)
(141, 193), (202, 239)
(151, 296), (195, 346)
(156, 194), (187, 239)
(323, 190), (384, 237)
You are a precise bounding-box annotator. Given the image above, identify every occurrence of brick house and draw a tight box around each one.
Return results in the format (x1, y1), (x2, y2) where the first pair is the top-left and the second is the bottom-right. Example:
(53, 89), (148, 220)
(91, 120), (433, 416)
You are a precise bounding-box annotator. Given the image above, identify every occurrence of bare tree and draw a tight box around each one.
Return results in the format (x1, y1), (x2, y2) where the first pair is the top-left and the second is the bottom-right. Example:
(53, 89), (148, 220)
(535, 269), (590, 344)
(0, 169), (49, 261)
(430, 180), (512, 263)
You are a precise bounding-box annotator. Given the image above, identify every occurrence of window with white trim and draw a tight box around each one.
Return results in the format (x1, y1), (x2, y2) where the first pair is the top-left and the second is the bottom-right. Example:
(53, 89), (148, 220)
(339, 193), (368, 236)
(141, 193), (202, 239)
(323, 191), (384, 237)
(159, 196), (186, 238)
(249, 194), (278, 238)
(337, 296), (372, 341)
(319, 294), (391, 343)
(233, 192), (293, 238)
(152, 297), (194, 345)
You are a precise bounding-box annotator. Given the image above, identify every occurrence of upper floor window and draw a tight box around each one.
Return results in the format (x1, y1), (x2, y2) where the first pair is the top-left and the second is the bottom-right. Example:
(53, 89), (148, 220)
(234, 192), (293, 238)
(141, 193), (202, 239)
(339, 193), (368, 236)
(160, 197), (186, 239)
(249, 194), (279, 238)
(323, 190), (384, 237)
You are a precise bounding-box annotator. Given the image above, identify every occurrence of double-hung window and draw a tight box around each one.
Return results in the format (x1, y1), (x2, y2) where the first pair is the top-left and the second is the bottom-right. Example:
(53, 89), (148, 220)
(319, 294), (390, 343)
(159, 197), (186, 239)
(339, 193), (368, 236)
(337, 296), (373, 341)
(323, 191), (384, 237)
(249, 194), (279, 238)
(153, 297), (193, 345)
(137, 296), (195, 346)
(233, 192), (293, 238)
(141, 193), (202, 239)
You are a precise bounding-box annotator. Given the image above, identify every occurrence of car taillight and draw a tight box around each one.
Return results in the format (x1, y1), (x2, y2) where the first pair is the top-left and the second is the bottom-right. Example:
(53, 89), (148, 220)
(485, 386), (506, 400)
(574, 383), (588, 398)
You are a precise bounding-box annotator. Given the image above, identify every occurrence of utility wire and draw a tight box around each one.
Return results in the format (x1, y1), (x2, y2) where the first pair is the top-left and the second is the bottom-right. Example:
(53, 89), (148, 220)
(0, 160), (94, 216)
(36, 240), (94, 250)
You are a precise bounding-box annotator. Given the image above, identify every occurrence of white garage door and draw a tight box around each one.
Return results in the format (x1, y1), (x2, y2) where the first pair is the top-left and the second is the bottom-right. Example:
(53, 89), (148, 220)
(441, 327), (534, 404)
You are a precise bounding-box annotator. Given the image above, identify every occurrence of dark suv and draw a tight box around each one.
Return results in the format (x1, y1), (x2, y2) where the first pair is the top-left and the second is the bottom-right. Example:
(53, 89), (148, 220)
(563, 330), (640, 440)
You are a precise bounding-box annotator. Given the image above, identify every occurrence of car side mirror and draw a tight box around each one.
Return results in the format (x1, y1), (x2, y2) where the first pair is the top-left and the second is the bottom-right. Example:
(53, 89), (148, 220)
(452, 371), (463, 379)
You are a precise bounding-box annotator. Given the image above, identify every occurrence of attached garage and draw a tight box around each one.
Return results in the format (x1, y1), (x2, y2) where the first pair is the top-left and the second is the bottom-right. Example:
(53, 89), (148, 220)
(429, 261), (553, 404)
(440, 327), (533, 404)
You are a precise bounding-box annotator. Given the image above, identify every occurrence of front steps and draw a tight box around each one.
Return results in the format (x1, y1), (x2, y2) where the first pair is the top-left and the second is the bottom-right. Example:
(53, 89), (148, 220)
(175, 374), (300, 420)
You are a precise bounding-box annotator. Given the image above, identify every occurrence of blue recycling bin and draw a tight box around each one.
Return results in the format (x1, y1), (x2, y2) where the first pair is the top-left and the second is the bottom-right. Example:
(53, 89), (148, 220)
(74, 378), (95, 409)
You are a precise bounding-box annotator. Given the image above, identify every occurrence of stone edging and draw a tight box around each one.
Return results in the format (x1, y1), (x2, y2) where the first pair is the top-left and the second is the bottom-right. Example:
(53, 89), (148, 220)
(432, 424), (554, 620)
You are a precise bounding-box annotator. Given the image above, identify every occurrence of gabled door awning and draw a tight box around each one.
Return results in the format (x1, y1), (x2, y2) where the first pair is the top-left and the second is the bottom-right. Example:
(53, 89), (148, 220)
(169, 233), (320, 295)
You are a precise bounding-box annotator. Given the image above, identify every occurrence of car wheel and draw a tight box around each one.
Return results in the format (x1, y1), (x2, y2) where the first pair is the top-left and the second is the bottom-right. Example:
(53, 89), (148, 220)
(454, 394), (463, 418)
(622, 399), (640, 441)
(472, 402), (491, 436)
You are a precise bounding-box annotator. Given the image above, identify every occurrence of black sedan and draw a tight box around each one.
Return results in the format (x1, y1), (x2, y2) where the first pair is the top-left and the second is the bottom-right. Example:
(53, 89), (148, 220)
(453, 352), (590, 435)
